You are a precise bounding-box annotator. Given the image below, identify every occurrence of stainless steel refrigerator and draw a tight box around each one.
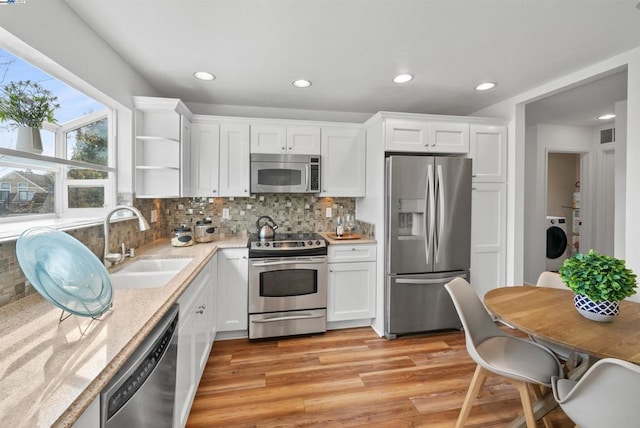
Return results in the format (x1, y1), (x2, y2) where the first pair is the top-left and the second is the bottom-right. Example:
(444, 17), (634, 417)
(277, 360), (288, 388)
(385, 155), (472, 339)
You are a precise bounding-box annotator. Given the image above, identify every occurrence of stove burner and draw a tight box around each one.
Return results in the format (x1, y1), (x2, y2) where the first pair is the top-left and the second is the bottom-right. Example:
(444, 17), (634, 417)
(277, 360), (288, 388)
(248, 232), (327, 257)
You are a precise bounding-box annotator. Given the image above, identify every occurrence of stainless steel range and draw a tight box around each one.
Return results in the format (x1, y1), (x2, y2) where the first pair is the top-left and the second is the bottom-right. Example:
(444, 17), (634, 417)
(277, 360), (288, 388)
(248, 232), (327, 339)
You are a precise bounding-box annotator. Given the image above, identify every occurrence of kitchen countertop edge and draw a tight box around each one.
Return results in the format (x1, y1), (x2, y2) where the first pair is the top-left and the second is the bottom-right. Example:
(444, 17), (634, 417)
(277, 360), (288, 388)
(0, 234), (248, 428)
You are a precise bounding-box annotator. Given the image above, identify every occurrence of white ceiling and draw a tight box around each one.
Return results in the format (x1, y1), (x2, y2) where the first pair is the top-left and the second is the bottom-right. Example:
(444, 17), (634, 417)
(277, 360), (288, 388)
(64, 0), (640, 123)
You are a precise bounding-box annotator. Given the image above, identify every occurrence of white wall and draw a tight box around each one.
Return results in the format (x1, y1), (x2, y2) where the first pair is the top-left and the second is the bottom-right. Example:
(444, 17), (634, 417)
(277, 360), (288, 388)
(614, 100), (627, 257)
(474, 47), (640, 289)
(0, 0), (159, 193)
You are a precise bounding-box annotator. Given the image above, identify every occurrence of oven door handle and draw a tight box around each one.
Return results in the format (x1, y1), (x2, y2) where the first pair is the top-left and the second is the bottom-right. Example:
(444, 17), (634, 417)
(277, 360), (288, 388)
(251, 259), (323, 267)
(251, 314), (325, 323)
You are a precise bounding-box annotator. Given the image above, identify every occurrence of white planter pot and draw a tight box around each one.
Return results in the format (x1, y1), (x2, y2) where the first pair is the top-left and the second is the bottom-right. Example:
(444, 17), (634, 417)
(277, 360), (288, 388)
(16, 127), (43, 154)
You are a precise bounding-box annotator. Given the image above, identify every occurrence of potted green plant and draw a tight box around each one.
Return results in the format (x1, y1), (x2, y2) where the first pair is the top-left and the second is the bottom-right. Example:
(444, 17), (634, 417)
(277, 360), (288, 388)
(559, 249), (637, 322)
(0, 80), (60, 154)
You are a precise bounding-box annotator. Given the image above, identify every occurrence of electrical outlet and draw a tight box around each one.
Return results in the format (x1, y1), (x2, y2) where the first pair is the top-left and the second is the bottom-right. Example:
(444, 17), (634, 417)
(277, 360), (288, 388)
(222, 208), (230, 219)
(326, 207), (332, 218)
(150, 210), (158, 223)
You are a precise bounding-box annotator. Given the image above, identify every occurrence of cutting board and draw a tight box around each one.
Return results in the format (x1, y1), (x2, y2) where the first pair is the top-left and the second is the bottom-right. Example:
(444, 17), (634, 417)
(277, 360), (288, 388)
(325, 232), (362, 240)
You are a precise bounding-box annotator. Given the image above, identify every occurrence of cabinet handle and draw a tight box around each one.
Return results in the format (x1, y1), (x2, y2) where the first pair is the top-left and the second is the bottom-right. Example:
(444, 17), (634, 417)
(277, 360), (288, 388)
(472, 187), (477, 190)
(212, 190), (217, 193)
(281, 147), (286, 150)
(196, 309), (204, 314)
(288, 146), (292, 150)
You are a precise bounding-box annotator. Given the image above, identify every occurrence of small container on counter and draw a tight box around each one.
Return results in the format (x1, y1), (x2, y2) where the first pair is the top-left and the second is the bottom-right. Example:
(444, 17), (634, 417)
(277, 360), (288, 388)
(194, 219), (216, 243)
(171, 226), (194, 247)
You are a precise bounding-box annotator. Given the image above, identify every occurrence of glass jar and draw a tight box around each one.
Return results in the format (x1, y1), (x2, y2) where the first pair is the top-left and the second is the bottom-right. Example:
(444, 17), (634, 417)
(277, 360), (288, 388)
(171, 226), (194, 247)
(194, 219), (216, 243)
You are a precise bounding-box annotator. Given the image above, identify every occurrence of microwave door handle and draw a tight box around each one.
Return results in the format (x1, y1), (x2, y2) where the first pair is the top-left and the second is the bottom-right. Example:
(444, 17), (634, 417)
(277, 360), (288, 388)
(305, 164), (310, 192)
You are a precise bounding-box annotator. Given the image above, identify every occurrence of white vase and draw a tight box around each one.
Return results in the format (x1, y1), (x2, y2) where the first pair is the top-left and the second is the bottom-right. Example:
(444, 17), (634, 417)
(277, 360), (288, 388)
(574, 294), (620, 322)
(16, 127), (43, 154)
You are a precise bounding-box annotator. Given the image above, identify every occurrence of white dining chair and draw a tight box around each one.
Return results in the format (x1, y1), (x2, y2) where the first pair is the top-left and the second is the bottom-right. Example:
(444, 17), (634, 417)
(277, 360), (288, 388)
(552, 357), (640, 428)
(445, 277), (564, 428)
(533, 271), (574, 361)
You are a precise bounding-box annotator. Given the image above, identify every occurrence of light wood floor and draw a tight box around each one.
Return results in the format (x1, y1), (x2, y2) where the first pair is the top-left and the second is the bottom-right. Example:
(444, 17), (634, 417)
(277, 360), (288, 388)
(187, 327), (574, 427)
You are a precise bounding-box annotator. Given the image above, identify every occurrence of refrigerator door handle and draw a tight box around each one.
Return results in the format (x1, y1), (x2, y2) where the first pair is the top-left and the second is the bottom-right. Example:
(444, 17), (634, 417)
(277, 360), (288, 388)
(396, 275), (463, 285)
(435, 164), (445, 263)
(425, 163), (435, 264)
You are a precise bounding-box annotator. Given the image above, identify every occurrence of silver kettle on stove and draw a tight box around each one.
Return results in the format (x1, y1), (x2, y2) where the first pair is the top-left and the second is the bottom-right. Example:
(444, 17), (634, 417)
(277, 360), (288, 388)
(256, 215), (279, 239)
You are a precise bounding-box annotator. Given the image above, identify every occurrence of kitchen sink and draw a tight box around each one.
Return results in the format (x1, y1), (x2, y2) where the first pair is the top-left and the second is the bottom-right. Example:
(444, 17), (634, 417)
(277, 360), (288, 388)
(116, 258), (193, 273)
(110, 257), (193, 289)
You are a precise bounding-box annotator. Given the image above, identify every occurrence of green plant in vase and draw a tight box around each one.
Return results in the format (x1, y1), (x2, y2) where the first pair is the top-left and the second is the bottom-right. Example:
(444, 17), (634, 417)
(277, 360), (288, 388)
(0, 80), (60, 153)
(559, 249), (637, 322)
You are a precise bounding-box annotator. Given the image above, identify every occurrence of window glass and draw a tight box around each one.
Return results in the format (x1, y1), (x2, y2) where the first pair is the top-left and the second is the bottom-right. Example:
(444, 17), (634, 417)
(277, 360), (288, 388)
(0, 47), (113, 221)
(0, 167), (55, 217)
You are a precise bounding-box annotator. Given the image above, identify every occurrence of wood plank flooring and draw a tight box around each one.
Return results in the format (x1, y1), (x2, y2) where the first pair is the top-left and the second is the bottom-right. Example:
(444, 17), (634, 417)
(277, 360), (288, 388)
(187, 327), (574, 427)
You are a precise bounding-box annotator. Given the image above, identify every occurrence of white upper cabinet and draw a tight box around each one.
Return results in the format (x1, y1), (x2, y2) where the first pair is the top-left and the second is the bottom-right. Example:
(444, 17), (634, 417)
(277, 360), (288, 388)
(320, 127), (366, 197)
(428, 121), (469, 153)
(469, 124), (507, 182)
(190, 121), (220, 197)
(133, 96), (192, 198)
(251, 124), (320, 155)
(219, 122), (250, 197)
(384, 117), (469, 153)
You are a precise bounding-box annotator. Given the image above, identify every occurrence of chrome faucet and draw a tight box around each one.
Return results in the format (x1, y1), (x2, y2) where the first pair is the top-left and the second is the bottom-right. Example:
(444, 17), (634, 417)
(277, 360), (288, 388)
(104, 205), (150, 267)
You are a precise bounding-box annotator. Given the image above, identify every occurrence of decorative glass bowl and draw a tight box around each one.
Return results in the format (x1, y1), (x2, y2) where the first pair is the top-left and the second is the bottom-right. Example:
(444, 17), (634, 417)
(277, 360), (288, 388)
(16, 227), (113, 318)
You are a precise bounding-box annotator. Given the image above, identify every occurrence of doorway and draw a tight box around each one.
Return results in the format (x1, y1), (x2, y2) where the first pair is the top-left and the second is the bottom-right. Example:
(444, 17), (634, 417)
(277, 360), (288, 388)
(546, 152), (581, 258)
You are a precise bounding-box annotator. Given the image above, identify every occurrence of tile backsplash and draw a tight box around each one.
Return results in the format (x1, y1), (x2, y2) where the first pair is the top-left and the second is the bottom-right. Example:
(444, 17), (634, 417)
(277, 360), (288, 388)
(0, 194), (374, 308)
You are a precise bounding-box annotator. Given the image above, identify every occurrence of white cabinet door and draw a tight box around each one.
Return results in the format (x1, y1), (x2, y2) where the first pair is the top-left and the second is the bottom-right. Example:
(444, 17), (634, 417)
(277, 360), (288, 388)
(286, 126), (321, 154)
(193, 283), (211, 380)
(470, 183), (506, 299)
(250, 125), (286, 153)
(429, 121), (469, 153)
(219, 123), (250, 197)
(217, 248), (249, 332)
(251, 124), (320, 154)
(320, 127), (366, 197)
(384, 118), (429, 152)
(208, 253), (218, 342)
(327, 261), (376, 322)
(190, 121), (220, 196)
(470, 124), (507, 182)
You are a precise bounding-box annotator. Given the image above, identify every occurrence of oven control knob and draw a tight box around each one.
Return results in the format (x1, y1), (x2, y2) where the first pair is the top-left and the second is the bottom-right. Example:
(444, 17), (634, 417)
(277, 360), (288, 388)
(255, 242), (261, 247)
(315, 240), (322, 245)
(307, 240), (313, 246)
(264, 242), (270, 247)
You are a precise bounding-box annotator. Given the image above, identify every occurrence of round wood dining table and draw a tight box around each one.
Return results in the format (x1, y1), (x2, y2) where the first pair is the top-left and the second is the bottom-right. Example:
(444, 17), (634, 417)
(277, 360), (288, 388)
(484, 286), (640, 364)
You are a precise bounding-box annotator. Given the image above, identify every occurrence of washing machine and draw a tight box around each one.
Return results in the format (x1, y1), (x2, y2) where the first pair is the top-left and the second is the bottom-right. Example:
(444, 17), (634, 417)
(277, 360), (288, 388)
(546, 216), (569, 272)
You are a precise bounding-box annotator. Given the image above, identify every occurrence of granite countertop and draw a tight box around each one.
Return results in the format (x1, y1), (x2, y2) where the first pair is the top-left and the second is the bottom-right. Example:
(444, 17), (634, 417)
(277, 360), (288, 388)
(0, 234), (248, 428)
(319, 231), (376, 245)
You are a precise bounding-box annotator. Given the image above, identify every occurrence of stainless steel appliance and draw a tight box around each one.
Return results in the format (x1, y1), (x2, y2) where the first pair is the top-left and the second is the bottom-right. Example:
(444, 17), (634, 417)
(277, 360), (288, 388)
(255, 215), (279, 239)
(248, 232), (327, 339)
(101, 304), (178, 427)
(385, 155), (472, 339)
(250, 153), (320, 193)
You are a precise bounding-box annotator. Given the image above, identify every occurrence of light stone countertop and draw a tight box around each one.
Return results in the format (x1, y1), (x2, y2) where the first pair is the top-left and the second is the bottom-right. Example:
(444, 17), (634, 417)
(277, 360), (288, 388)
(0, 234), (248, 428)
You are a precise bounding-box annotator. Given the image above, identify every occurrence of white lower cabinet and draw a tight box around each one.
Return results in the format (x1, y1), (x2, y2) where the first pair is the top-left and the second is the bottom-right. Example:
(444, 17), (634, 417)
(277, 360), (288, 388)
(216, 248), (248, 332)
(327, 244), (376, 322)
(174, 257), (215, 428)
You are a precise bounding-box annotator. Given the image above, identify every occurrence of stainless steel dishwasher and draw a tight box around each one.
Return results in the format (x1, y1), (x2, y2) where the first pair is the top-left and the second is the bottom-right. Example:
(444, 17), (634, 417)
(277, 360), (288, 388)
(101, 304), (178, 427)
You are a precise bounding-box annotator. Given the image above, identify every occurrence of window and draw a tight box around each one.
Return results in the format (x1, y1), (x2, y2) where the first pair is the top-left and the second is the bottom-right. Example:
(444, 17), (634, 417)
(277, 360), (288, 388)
(0, 48), (115, 222)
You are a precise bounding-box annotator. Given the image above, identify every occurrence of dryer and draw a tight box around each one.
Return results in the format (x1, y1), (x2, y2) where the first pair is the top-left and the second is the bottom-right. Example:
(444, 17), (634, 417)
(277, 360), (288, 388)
(546, 216), (569, 272)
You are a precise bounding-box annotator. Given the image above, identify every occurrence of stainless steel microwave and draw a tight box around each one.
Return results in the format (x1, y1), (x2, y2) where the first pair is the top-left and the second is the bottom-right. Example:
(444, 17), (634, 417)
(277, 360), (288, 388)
(250, 153), (320, 193)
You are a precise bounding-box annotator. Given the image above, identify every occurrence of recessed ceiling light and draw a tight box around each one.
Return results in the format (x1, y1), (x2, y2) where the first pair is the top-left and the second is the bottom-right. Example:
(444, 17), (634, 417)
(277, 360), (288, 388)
(193, 71), (215, 81)
(598, 114), (616, 120)
(292, 79), (312, 88)
(475, 82), (497, 91)
(393, 74), (413, 84)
